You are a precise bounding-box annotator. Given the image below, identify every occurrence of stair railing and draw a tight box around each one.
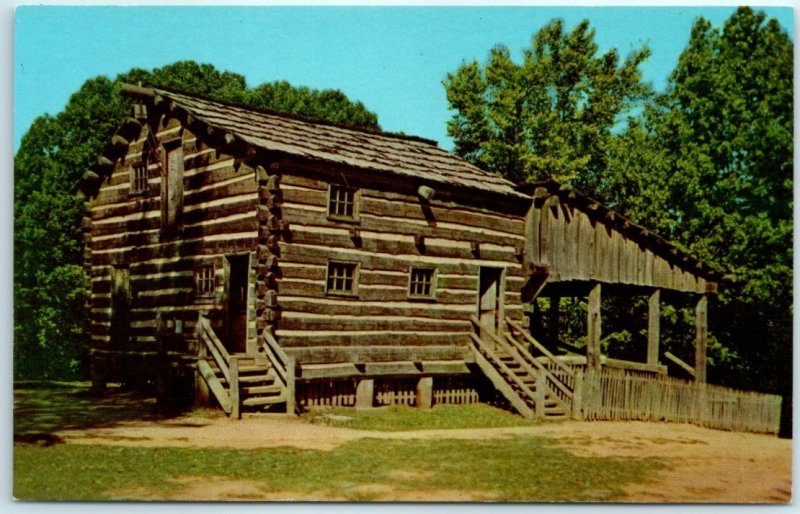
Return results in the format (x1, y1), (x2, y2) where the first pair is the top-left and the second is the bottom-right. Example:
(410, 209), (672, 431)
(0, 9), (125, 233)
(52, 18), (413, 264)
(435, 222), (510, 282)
(260, 328), (296, 414)
(502, 332), (573, 412)
(506, 318), (576, 391)
(469, 316), (541, 413)
(195, 313), (240, 418)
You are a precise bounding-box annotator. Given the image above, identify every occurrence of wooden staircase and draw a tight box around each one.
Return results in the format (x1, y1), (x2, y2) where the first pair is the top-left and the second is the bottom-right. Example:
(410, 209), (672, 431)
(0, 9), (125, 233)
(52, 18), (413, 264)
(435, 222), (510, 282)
(195, 313), (295, 418)
(205, 356), (286, 412)
(470, 316), (578, 420)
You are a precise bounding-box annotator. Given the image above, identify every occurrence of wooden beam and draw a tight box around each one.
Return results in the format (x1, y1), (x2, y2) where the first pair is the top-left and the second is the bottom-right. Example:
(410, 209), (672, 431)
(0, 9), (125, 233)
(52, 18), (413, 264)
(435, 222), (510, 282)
(119, 83), (156, 98)
(647, 288), (661, 366)
(111, 134), (129, 153)
(417, 185), (436, 201)
(297, 360), (471, 380)
(532, 186), (549, 207)
(255, 165), (269, 183)
(286, 356), (297, 415)
(230, 356), (240, 420)
(586, 282), (601, 373)
(664, 351), (696, 378)
(556, 354), (668, 375)
(82, 170), (100, 184)
(97, 155), (115, 168)
(695, 294), (708, 383)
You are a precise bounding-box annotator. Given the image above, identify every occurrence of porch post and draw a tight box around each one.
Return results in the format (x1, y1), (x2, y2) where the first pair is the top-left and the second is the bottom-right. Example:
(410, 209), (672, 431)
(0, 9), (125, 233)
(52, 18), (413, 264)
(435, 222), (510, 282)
(647, 289), (661, 366)
(355, 378), (375, 409)
(694, 295), (708, 383)
(416, 376), (433, 409)
(586, 283), (602, 373)
(549, 295), (560, 348)
(286, 356), (297, 415)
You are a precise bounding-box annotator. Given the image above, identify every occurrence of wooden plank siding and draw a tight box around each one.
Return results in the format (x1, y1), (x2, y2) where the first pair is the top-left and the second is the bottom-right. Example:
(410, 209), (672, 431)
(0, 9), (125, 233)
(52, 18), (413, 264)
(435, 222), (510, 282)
(274, 166), (527, 364)
(525, 196), (709, 294)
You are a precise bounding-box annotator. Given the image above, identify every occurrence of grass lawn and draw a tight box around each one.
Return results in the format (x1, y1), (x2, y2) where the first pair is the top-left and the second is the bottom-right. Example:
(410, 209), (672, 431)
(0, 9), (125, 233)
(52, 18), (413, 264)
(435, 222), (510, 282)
(14, 436), (663, 501)
(301, 403), (536, 431)
(14, 382), (665, 501)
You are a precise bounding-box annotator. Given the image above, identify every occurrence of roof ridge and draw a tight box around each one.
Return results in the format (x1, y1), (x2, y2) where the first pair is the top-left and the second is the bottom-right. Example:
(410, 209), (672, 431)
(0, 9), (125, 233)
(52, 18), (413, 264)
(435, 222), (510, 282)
(147, 84), (442, 147)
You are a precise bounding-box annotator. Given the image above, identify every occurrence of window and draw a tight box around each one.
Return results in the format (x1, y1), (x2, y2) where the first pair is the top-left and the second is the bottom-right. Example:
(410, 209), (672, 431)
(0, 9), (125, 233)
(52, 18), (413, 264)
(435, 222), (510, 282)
(130, 160), (149, 194)
(408, 268), (436, 299)
(327, 184), (358, 220)
(326, 261), (358, 295)
(195, 265), (215, 297)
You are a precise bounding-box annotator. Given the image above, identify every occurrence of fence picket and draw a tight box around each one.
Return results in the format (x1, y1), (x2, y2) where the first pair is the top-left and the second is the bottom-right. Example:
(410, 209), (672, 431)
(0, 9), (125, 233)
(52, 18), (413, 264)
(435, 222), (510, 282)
(578, 371), (780, 434)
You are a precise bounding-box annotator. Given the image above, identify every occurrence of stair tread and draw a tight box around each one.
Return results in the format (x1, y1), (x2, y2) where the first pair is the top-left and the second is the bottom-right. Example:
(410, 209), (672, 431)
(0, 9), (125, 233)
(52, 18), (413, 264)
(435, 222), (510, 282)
(206, 364), (266, 374)
(238, 374), (273, 384)
(241, 384), (283, 395)
(242, 395), (286, 407)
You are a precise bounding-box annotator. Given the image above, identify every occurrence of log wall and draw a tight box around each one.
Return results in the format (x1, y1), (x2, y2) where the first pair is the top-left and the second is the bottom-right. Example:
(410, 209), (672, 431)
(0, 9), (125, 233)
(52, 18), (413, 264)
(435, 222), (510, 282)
(272, 162), (528, 365)
(87, 115), (259, 356)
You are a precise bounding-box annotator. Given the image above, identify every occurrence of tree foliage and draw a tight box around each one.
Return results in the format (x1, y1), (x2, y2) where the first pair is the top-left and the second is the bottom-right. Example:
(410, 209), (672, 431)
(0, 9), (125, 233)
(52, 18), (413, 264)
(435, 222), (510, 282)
(446, 9), (792, 405)
(14, 61), (380, 380)
(605, 8), (793, 395)
(443, 19), (651, 187)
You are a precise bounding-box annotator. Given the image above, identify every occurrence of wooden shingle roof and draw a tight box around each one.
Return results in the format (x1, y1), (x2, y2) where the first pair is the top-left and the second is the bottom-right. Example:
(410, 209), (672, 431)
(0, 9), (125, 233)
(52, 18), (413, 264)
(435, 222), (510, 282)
(88, 84), (723, 283)
(151, 87), (526, 199)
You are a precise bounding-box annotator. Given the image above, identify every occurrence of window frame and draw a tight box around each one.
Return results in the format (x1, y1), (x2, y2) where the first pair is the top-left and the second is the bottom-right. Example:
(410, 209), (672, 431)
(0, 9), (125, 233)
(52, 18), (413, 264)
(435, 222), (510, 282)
(326, 183), (360, 222)
(129, 159), (149, 196)
(194, 264), (216, 298)
(407, 266), (437, 301)
(324, 260), (359, 297)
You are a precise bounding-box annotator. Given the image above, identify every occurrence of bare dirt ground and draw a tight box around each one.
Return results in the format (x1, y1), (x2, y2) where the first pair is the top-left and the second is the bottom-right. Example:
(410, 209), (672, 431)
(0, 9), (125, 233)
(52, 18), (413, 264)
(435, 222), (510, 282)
(53, 414), (791, 503)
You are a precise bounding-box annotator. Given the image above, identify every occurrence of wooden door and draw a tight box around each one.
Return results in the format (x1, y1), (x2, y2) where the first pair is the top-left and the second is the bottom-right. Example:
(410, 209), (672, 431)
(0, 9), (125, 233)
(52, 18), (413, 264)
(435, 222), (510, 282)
(225, 254), (249, 353)
(110, 266), (131, 348)
(478, 267), (503, 336)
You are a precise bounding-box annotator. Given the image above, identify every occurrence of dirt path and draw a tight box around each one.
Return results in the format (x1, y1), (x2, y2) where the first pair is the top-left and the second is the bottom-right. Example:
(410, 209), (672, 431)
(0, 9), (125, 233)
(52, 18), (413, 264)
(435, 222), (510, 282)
(53, 414), (791, 503)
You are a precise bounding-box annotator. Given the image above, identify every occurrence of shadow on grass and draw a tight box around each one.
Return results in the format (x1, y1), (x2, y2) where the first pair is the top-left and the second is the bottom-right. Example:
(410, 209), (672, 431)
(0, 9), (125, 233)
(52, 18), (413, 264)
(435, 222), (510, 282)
(13, 381), (174, 438)
(14, 435), (666, 501)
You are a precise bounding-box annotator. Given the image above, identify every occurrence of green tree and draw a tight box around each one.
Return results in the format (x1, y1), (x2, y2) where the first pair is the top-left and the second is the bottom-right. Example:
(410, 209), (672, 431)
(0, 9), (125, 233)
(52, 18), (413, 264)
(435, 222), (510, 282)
(443, 19), (651, 187)
(603, 8), (793, 398)
(14, 61), (380, 380)
(246, 81), (379, 129)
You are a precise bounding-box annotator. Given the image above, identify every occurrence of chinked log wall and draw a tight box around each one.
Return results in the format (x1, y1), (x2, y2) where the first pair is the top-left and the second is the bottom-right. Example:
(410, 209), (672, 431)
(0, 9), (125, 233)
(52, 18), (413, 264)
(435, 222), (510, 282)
(526, 191), (710, 293)
(272, 160), (529, 365)
(89, 116), (259, 351)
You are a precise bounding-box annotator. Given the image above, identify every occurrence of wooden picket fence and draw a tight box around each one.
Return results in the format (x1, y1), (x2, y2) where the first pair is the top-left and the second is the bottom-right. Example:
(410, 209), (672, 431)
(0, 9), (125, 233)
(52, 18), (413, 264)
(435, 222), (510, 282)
(299, 380), (356, 408)
(580, 371), (782, 434)
(375, 379), (418, 406)
(433, 376), (480, 405)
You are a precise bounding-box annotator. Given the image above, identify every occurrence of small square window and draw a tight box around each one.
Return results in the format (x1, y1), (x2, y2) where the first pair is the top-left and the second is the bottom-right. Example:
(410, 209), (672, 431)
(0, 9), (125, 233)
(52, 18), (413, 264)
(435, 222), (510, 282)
(327, 184), (358, 220)
(195, 265), (215, 297)
(130, 161), (149, 195)
(409, 268), (436, 299)
(326, 261), (358, 295)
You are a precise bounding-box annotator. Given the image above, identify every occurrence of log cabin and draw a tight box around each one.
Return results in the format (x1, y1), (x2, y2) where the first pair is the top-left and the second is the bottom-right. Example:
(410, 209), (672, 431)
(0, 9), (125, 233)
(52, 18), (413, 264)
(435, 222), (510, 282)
(81, 84), (725, 420)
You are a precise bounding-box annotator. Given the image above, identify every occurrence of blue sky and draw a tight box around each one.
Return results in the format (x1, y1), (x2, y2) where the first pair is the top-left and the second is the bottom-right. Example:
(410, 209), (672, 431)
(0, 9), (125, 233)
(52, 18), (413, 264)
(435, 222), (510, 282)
(13, 5), (794, 152)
